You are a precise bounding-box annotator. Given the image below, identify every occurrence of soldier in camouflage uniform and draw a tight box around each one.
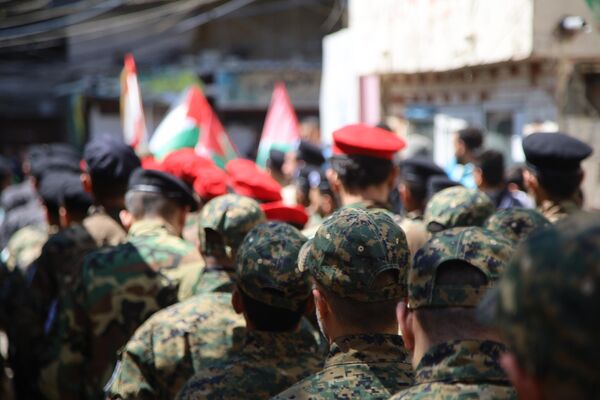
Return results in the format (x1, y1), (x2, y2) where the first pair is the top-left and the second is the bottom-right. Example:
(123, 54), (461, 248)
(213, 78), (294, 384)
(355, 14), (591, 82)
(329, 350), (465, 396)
(106, 194), (266, 400)
(424, 186), (495, 233)
(49, 168), (204, 400)
(176, 222), (324, 399)
(484, 208), (551, 243)
(521, 132), (592, 223)
(390, 227), (516, 399)
(274, 207), (414, 399)
(487, 212), (600, 399)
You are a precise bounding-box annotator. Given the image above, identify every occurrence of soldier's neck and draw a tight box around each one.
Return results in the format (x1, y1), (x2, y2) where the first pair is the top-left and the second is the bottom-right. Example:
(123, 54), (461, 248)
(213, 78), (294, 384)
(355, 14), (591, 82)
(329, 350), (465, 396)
(339, 185), (390, 207)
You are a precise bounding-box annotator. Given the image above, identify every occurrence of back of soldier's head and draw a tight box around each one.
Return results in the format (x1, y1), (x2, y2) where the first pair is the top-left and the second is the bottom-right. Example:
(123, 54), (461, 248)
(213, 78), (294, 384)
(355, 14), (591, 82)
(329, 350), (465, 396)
(235, 222), (310, 332)
(409, 227), (513, 342)
(300, 207), (411, 331)
(457, 127), (483, 152)
(199, 194), (266, 259)
(490, 213), (600, 398)
(424, 186), (495, 233)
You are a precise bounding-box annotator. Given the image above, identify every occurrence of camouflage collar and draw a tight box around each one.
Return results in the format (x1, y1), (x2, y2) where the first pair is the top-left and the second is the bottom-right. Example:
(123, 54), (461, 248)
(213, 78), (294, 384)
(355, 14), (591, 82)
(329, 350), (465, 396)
(128, 219), (178, 238)
(344, 200), (393, 213)
(88, 205), (122, 225)
(539, 199), (580, 223)
(415, 340), (509, 385)
(233, 328), (322, 359)
(325, 334), (410, 368)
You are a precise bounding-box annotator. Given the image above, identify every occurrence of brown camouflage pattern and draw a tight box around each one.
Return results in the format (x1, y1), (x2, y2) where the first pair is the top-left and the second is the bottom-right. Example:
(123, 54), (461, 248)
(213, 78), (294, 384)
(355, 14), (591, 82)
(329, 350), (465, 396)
(424, 187), (495, 232)
(237, 222), (309, 311)
(389, 340), (516, 400)
(484, 208), (551, 243)
(409, 227), (513, 309)
(300, 208), (410, 302)
(538, 199), (581, 224)
(273, 334), (413, 400)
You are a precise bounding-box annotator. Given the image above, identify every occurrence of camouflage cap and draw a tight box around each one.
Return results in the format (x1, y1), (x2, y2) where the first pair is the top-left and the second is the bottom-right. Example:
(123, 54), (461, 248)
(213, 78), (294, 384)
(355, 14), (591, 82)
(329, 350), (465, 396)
(200, 194), (266, 254)
(484, 208), (551, 243)
(236, 221), (310, 311)
(299, 207), (410, 302)
(491, 212), (600, 393)
(424, 186), (495, 233)
(409, 227), (513, 309)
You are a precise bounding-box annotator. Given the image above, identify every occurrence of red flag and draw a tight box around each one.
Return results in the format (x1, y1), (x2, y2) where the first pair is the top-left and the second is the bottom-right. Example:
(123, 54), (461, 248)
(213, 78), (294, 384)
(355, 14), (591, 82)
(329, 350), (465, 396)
(120, 54), (147, 149)
(256, 82), (300, 167)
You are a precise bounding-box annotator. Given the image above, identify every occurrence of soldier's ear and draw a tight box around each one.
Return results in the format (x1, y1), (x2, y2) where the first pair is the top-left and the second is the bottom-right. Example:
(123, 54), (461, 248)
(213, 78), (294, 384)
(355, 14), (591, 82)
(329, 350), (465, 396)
(232, 287), (244, 315)
(80, 173), (92, 194)
(312, 288), (330, 319)
(119, 210), (133, 232)
(397, 301), (414, 351)
(326, 169), (341, 194)
(500, 352), (544, 400)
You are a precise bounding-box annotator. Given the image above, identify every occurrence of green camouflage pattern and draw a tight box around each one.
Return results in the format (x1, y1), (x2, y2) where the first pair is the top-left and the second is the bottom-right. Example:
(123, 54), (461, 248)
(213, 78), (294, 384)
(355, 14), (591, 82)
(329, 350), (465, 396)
(3, 224), (50, 273)
(300, 208), (410, 302)
(484, 208), (551, 243)
(237, 222), (309, 311)
(389, 340), (516, 400)
(538, 199), (581, 223)
(409, 227), (513, 309)
(491, 212), (600, 397)
(48, 219), (205, 400)
(83, 206), (128, 247)
(424, 187), (495, 232)
(273, 334), (413, 399)
(191, 267), (235, 295)
(199, 194), (266, 257)
(107, 292), (244, 400)
(175, 329), (323, 400)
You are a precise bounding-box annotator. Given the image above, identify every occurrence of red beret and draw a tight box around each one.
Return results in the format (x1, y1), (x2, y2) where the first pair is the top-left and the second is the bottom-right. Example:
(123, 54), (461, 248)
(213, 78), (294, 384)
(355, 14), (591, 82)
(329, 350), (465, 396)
(162, 148), (215, 185)
(332, 124), (405, 160)
(261, 201), (309, 228)
(193, 166), (229, 201)
(226, 159), (282, 202)
(140, 155), (162, 171)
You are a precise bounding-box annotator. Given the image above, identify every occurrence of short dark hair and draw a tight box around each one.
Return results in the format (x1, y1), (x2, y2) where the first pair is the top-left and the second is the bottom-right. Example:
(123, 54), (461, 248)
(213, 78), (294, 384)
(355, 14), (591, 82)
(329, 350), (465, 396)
(414, 260), (490, 342)
(90, 173), (129, 203)
(403, 180), (427, 206)
(331, 155), (394, 190)
(458, 127), (484, 151)
(124, 191), (181, 220)
(534, 169), (582, 200)
(475, 150), (505, 186)
(316, 270), (400, 331)
(239, 287), (307, 332)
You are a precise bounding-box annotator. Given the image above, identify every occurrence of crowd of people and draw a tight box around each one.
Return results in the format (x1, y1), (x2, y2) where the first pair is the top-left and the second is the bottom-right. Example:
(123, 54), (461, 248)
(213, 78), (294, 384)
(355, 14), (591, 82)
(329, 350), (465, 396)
(0, 122), (597, 400)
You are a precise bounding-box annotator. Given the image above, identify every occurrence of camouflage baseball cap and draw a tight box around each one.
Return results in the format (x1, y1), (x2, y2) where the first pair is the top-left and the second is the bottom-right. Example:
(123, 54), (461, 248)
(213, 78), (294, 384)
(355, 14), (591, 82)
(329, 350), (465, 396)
(491, 213), (600, 393)
(409, 227), (513, 309)
(236, 222), (310, 311)
(484, 208), (551, 243)
(299, 207), (410, 302)
(424, 186), (495, 233)
(200, 194), (266, 255)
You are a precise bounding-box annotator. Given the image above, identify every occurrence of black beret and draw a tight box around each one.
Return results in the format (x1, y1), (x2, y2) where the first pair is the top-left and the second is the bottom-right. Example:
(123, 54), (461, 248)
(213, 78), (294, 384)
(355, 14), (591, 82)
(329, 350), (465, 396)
(400, 157), (446, 186)
(427, 175), (462, 200)
(84, 135), (141, 181)
(267, 149), (285, 171)
(297, 140), (325, 167)
(38, 172), (81, 210)
(523, 132), (592, 174)
(128, 168), (199, 212)
(60, 175), (93, 212)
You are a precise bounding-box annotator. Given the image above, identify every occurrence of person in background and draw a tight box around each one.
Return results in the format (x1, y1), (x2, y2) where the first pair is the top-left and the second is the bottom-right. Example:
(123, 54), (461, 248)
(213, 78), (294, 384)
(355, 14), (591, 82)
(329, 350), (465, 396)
(446, 127), (484, 188)
(266, 149), (288, 187)
(522, 132), (592, 223)
(399, 157), (446, 220)
(426, 175), (462, 202)
(391, 227), (515, 399)
(488, 213), (600, 399)
(299, 116), (321, 145)
(474, 149), (532, 209)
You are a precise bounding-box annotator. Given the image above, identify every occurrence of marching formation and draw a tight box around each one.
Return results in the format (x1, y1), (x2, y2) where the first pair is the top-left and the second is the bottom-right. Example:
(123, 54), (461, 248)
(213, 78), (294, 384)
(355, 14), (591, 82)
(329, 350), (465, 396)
(0, 123), (597, 400)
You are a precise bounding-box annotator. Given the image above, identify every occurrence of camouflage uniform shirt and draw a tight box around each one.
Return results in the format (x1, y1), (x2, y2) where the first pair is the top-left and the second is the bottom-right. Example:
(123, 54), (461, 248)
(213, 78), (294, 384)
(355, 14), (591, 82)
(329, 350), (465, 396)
(176, 329), (324, 400)
(273, 334), (413, 399)
(52, 219), (205, 400)
(389, 340), (516, 400)
(107, 292), (244, 400)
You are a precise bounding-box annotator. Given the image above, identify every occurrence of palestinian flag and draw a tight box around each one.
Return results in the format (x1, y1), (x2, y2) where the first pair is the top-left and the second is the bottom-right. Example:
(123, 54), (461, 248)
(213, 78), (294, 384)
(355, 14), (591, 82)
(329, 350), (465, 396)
(149, 86), (238, 166)
(120, 54), (147, 150)
(256, 82), (300, 167)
